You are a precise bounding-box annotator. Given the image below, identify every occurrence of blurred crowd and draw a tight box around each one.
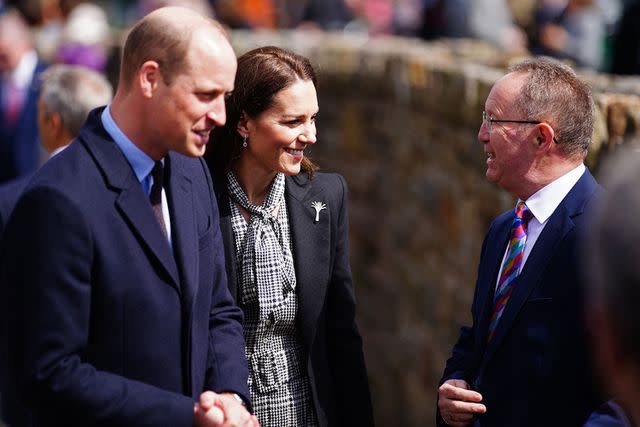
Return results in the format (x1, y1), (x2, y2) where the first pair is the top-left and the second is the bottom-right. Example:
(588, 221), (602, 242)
(2, 0), (640, 184)
(1, 0), (640, 74)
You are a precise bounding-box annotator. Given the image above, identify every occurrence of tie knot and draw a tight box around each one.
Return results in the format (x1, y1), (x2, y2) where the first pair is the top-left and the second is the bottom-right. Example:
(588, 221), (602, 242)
(151, 161), (163, 181)
(515, 201), (533, 222)
(150, 161), (164, 204)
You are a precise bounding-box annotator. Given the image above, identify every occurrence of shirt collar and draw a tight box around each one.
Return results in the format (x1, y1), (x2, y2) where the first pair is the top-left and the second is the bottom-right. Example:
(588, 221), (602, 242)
(101, 105), (157, 184)
(49, 144), (68, 159)
(6, 50), (38, 89)
(521, 163), (585, 224)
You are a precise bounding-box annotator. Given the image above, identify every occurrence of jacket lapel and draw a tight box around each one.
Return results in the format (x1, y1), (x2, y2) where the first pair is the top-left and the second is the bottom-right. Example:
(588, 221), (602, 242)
(482, 169), (599, 364)
(166, 154), (197, 305)
(475, 215), (512, 349)
(80, 109), (181, 291)
(286, 175), (331, 352)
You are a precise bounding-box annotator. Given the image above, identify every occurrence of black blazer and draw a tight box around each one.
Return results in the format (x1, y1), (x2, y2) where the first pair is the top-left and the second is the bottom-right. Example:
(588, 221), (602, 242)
(1, 109), (250, 426)
(439, 169), (605, 427)
(215, 172), (375, 427)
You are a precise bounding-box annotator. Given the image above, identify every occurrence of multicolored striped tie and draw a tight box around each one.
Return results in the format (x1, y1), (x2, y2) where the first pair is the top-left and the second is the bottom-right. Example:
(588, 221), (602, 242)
(488, 201), (532, 341)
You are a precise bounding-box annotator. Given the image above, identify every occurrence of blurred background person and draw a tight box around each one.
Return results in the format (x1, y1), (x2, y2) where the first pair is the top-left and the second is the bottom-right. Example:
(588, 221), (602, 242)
(296, 0), (355, 31)
(0, 64), (112, 427)
(136, 0), (214, 17)
(54, 3), (111, 72)
(584, 149), (640, 427)
(467, 0), (529, 54)
(610, 0), (640, 74)
(530, 0), (611, 70)
(0, 8), (47, 184)
(207, 46), (374, 427)
(419, 0), (528, 53)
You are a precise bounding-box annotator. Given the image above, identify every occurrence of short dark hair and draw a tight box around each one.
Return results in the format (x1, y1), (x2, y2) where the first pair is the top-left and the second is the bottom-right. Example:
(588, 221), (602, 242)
(509, 57), (594, 158)
(119, 10), (225, 89)
(208, 46), (319, 177)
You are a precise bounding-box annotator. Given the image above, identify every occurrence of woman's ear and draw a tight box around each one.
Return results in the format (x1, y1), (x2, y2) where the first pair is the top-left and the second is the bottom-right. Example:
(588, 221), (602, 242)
(237, 111), (250, 138)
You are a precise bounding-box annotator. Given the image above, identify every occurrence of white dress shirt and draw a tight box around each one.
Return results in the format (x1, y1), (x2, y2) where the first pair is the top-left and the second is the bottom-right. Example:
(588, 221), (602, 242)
(495, 163), (586, 289)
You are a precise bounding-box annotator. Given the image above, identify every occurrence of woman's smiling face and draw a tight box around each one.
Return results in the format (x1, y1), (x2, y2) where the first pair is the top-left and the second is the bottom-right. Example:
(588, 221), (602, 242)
(240, 79), (318, 177)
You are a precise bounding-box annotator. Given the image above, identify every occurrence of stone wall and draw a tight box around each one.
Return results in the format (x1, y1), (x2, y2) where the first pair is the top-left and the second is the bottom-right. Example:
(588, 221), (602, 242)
(228, 31), (640, 426)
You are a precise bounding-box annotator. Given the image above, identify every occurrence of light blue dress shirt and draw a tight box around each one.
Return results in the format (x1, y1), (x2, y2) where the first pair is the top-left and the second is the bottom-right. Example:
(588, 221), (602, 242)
(101, 106), (172, 246)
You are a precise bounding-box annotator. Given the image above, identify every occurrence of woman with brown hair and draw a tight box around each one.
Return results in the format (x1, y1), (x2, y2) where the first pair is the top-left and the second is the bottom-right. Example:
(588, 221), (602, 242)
(206, 46), (374, 427)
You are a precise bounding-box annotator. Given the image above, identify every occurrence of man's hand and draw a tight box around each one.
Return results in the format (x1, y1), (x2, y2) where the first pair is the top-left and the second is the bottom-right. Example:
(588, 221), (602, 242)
(438, 379), (486, 427)
(193, 391), (259, 427)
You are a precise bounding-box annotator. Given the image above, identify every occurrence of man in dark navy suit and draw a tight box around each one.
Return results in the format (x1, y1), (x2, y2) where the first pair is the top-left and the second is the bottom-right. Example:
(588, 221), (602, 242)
(437, 57), (608, 427)
(0, 8), (47, 183)
(1, 7), (256, 427)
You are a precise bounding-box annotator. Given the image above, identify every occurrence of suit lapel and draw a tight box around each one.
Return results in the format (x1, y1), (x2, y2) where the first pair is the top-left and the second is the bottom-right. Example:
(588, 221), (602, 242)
(476, 216), (512, 348)
(483, 209), (574, 362)
(166, 154), (197, 305)
(80, 109), (181, 291)
(286, 175), (331, 352)
(482, 170), (599, 364)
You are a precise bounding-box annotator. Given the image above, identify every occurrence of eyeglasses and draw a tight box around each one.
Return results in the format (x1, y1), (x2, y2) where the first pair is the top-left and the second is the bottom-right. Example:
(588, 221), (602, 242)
(482, 111), (559, 144)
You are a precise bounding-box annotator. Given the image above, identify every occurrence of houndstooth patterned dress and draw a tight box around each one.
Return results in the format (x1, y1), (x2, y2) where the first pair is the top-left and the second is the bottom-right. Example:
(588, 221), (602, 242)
(227, 172), (318, 427)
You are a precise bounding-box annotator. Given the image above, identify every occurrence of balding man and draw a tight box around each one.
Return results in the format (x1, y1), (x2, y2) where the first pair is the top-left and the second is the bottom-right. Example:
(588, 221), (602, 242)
(0, 63), (113, 427)
(437, 57), (609, 427)
(1, 7), (256, 427)
(0, 9), (47, 183)
(0, 64), (113, 236)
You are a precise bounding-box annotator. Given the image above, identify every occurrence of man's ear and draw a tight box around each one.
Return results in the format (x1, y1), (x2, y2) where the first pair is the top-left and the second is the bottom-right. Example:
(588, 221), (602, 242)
(237, 111), (250, 138)
(536, 122), (556, 147)
(50, 112), (63, 138)
(138, 61), (161, 98)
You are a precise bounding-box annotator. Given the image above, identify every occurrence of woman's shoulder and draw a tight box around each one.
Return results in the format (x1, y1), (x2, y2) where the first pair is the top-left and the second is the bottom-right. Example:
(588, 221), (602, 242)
(289, 171), (346, 192)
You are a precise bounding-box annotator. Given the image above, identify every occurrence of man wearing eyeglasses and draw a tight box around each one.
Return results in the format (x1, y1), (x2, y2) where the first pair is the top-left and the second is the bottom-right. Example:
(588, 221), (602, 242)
(437, 57), (611, 427)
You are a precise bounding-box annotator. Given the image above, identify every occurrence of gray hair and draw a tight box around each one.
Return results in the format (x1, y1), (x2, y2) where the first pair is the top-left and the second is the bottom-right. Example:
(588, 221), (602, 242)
(39, 64), (113, 136)
(509, 57), (594, 158)
(584, 148), (640, 363)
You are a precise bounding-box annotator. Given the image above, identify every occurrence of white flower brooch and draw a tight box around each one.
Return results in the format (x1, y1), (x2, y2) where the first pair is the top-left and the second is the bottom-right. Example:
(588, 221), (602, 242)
(311, 201), (327, 223)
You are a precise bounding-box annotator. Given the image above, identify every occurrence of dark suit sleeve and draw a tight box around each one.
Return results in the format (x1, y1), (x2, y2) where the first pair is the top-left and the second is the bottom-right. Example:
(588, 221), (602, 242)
(200, 159), (251, 407)
(2, 187), (195, 427)
(436, 225), (494, 426)
(326, 175), (375, 425)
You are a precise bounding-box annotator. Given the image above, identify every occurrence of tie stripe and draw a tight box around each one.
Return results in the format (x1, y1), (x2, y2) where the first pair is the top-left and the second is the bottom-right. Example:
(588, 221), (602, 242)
(488, 201), (532, 341)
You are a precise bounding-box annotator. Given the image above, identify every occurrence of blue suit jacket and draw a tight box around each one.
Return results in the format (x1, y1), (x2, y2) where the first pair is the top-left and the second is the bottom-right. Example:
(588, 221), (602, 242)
(214, 172), (374, 427)
(0, 175), (30, 237)
(440, 169), (605, 427)
(0, 109), (250, 426)
(0, 62), (47, 183)
(0, 174), (30, 424)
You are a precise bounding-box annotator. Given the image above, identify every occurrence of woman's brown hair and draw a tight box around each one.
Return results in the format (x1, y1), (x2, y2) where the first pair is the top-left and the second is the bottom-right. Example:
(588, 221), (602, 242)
(207, 46), (319, 179)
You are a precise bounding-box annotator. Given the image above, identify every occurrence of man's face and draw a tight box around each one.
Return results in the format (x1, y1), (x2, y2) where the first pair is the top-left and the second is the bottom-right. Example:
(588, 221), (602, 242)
(0, 14), (30, 73)
(478, 72), (538, 197)
(151, 29), (236, 158)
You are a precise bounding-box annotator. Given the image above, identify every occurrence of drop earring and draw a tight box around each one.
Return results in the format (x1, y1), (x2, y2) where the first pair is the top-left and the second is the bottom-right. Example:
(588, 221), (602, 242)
(242, 135), (248, 148)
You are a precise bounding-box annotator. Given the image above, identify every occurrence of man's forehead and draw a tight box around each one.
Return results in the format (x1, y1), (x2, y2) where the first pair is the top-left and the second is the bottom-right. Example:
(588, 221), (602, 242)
(487, 73), (527, 106)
